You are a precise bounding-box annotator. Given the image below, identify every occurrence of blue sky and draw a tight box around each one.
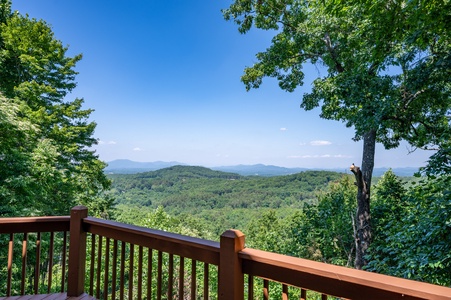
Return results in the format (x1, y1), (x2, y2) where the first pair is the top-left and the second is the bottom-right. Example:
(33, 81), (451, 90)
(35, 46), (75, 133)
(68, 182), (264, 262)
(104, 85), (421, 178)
(12, 0), (432, 169)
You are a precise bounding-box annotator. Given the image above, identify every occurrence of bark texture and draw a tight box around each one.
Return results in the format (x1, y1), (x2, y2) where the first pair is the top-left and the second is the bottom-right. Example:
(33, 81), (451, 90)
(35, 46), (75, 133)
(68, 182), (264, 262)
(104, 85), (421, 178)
(351, 130), (376, 269)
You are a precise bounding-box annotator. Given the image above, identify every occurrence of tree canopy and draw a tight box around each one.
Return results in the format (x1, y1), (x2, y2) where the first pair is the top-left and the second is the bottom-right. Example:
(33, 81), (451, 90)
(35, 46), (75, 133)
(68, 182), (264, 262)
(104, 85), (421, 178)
(0, 0), (111, 216)
(223, 0), (450, 268)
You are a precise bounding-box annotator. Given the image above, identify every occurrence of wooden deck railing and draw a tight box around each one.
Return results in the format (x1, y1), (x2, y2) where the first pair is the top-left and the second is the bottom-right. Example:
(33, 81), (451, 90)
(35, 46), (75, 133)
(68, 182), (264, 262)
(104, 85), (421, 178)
(0, 215), (70, 296)
(1, 206), (451, 299)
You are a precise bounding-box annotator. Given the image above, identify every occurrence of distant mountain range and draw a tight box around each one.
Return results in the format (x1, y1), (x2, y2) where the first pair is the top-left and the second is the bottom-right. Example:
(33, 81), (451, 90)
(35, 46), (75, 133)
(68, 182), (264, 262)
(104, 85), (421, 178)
(104, 159), (420, 177)
(104, 159), (186, 174)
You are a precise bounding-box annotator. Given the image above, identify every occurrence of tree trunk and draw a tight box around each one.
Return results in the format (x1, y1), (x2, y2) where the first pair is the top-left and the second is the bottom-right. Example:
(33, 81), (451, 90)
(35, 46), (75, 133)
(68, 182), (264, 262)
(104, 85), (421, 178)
(350, 130), (376, 269)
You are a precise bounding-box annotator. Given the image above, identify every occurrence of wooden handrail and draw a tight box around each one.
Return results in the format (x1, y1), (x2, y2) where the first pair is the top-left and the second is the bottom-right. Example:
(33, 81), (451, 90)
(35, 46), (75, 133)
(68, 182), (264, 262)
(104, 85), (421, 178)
(239, 248), (451, 300)
(0, 216), (70, 233)
(82, 216), (220, 265)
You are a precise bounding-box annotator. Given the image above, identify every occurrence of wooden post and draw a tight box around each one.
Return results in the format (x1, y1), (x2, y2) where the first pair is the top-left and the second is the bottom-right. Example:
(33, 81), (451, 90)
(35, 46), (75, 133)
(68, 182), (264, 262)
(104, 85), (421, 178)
(67, 206), (88, 297)
(219, 229), (245, 300)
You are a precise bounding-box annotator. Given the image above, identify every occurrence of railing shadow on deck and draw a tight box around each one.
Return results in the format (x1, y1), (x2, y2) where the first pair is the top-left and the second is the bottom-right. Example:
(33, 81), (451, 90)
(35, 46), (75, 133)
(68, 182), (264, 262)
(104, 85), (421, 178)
(1, 205), (451, 300)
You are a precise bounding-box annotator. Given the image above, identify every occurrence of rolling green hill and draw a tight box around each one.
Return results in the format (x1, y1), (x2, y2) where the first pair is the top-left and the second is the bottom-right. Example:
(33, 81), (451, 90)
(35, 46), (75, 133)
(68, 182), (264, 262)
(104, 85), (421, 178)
(109, 165), (347, 234)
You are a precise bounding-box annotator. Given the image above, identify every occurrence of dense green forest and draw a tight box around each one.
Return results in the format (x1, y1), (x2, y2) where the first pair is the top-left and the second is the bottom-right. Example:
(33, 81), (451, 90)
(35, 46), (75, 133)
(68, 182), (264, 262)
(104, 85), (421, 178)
(109, 166), (451, 286)
(109, 166), (345, 235)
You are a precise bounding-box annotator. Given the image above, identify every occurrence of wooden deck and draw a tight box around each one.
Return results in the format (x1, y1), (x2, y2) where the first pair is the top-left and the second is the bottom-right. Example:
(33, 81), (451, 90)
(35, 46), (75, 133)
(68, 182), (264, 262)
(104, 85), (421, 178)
(0, 293), (95, 300)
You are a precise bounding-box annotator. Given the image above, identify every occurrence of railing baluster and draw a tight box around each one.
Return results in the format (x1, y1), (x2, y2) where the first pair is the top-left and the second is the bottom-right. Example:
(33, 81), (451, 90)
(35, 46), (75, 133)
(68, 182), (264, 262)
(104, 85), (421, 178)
(96, 235), (103, 299)
(61, 231), (67, 293)
(147, 248), (153, 300)
(179, 256), (185, 300)
(128, 243), (134, 300)
(103, 237), (110, 300)
(138, 245), (143, 300)
(48, 232), (54, 293)
(112, 239), (118, 300)
(191, 259), (196, 300)
(34, 232), (41, 294)
(89, 234), (96, 296)
(282, 284), (288, 300)
(7, 233), (14, 297)
(120, 241), (126, 300)
(247, 275), (254, 300)
(21, 232), (28, 295)
(157, 251), (163, 300)
(168, 253), (174, 299)
(322, 293), (328, 299)
(203, 263), (209, 300)
(263, 279), (269, 300)
(300, 288), (306, 300)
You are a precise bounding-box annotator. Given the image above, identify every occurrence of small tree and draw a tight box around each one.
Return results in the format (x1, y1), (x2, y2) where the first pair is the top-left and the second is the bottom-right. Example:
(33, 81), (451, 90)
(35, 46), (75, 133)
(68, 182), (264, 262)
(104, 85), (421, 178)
(223, 0), (450, 268)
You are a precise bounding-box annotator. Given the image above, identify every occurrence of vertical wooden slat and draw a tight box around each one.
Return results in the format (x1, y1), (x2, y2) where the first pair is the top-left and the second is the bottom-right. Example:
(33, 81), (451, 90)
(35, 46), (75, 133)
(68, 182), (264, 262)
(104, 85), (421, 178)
(191, 259), (197, 300)
(168, 254), (174, 300)
(7, 233), (14, 297)
(203, 263), (209, 300)
(61, 231), (67, 293)
(300, 288), (307, 300)
(282, 284), (288, 300)
(103, 238), (110, 300)
(67, 206), (88, 297)
(96, 235), (103, 299)
(120, 242), (126, 300)
(179, 256), (185, 300)
(34, 232), (41, 294)
(157, 251), (163, 300)
(263, 279), (269, 300)
(147, 248), (153, 300)
(89, 234), (96, 296)
(247, 275), (254, 300)
(128, 244), (134, 300)
(322, 293), (328, 300)
(138, 246), (143, 300)
(21, 232), (28, 295)
(112, 239), (118, 300)
(47, 232), (54, 293)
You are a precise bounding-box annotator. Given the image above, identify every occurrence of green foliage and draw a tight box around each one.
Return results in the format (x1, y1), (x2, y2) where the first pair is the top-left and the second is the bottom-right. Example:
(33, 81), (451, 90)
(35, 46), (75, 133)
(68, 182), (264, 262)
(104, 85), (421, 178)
(0, 1), (110, 216)
(110, 166), (343, 234)
(245, 210), (286, 253)
(233, 175), (356, 266)
(114, 204), (214, 241)
(367, 172), (451, 286)
(284, 176), (356, 266)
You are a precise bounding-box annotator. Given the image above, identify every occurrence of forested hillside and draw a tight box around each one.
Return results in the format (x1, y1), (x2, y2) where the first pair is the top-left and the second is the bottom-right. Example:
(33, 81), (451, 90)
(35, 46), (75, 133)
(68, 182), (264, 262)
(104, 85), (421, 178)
(108, 166), (451, 286)
(109, 165), (344, 235)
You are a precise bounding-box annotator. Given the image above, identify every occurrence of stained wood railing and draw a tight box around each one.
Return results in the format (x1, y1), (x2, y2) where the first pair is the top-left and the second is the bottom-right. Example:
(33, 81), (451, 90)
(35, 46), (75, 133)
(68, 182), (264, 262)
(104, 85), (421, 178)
(0, 215), (70, 296)
(1, 206), (451, 299)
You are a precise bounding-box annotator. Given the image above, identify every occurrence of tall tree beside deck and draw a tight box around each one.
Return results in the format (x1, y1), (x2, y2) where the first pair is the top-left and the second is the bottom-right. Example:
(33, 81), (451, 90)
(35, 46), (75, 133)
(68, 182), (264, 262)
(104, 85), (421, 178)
(0, 1), (111, 216)
(223, 0), (451, 269)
